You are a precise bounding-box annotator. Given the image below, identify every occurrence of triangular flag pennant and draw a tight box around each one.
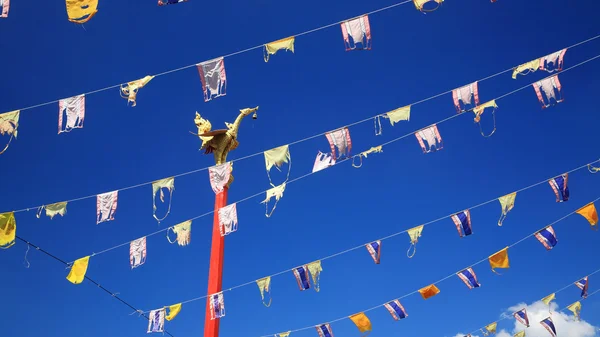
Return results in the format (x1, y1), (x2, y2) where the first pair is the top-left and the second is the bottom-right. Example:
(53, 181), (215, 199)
(165, 303), (182, 321)
(0, 212), (16, 249)
(567, 301), (581, 320)
(307, 260), (322, 292)
(483, 322), (497, 336)
(514, 308), (530, 327)
(407, 225), (424, 258)
(514, 331), (526, 337)
(120, 75), (154, 107)
(256, 276), (272, 307)
(535, 226), (558, 250)
(540, 317), (557, 337)
(365, 240), (381, 264)
(576, 203), (598, 230)
(497, 192), (516, 226)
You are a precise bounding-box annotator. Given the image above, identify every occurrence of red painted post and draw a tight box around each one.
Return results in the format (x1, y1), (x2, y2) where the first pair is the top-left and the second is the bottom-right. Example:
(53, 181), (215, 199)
(204, 188), (228, 337)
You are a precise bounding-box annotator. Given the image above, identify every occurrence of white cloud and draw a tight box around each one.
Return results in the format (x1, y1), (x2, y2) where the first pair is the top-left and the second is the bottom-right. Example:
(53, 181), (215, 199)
(453, 300), (598, 337)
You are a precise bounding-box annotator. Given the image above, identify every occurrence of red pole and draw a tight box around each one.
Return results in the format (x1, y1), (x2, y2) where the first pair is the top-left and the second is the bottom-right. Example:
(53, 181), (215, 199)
(204, 187), (228, 337)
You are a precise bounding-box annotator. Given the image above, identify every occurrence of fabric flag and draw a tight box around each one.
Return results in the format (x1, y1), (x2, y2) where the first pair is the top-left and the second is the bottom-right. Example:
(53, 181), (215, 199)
(218, 203), (238, 236)
(349, 312), (372, 336)
(576, 203), (598, 230)
(152, 177), (175, 223)
(167, 220), (192, 246)
(209, 162), (232, 194)
(293, 265), (311, 291)
(96, 191), (118, 224)
(575, 276), (589, 298)
(0, 110), (19, 155)
(512, 49), (566, 79)
(588, 162), (600, 173)
(197, 57), (227, 102)
(65, 0), (98, 23)
(413, 0), (443, 12)
(483, 322), (497, 336)
(316, 324), (334, 337)
(567, 301), (581, 321)
(256, 276), (272, 307)
(472, 100), (498, 137)
(407, 225), (424, 258)
(489, 247), (509, 274)
(340, 15), (371, 51)
(457, 267), (480, 289)
(514, 331), (526, 337)
(452, 210), (472, 237)
(352, 146), (383, 168)
(276, 332), (291, 337)
(384, 299), (408, 320)
(66, 256), (90, 284)
(384, 105), (410, 126)
(264, 36), (295, 62)
(120, 75), (154, 107)
(452, 82), (480, 114)
(365, 240), (381, 264)
(418, 284), (440, 300)
(0, 0), (10, 18)
(514, 308), (530, 327)
(58, 94), (85, 134)
(540, 317), (557, 337)
(541, 293), (556, 312)
(548, 174), (569, 202)
(37, 202), (68, 219)
(0, 212), (16, 249)
(130, 237), (147, 269)
(307, 260), (323, 292)
(497, 192), (516, 226)
(158, 0), (187, 6)
(540, 49), (567, 73)
(325, 128), (352, 160)
(535, 226), (558, 250)
(415, 125), (443, 153)
(165, 303), (182, 321)
(262, 182), (286, 218)
(264, 145), (291, 186)
(312, 151), (336, 173)
(533, 75), (563, 109)
(209, 292), (226, 320)
(147, 308), (165, 333)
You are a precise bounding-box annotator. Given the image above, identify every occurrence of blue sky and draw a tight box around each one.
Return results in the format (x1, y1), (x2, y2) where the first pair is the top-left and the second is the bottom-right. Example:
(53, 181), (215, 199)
(1, 0), (600, 337)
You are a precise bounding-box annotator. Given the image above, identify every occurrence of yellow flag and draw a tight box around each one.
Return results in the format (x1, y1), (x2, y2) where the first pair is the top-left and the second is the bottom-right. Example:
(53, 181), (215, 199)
(256, 276), (272, 307)
(514, 331), (526, 337)
(567, 301), (581, 320)
(576, 203), (598, 230)
(385, 105), (411, 125)
(542, 293), (556, 305)
(349, 312), (372, 336)
(120, 75), (154, 107)
(473, 100), (497, 123)
(66, 256), (90, 284)
(277, 332), (291, 337)
(489, 247), (509, 273)
(0, 212), (16, 249)
(512, 59), (540, 79)
(264, 36), (295, 62)
(485, 322), (497, 334)
(165, 303), (182, 321)
(65, 0), (98, 23)
(407, 225), (424, 258)
(418, 284), (440, 300)
(497, 192), (516, 226)
(307, 260), (322, 292)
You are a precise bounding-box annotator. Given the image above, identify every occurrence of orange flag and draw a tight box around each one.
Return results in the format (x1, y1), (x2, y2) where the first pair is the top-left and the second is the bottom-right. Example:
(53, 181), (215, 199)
(418, 284), (440, 300)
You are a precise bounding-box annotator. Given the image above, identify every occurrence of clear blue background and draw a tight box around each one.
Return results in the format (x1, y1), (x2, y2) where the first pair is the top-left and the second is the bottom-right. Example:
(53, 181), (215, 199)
(1, 0), (600, 337)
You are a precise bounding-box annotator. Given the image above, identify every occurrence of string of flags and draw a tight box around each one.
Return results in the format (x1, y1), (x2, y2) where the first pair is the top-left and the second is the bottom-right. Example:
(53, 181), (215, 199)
(245, 221), (598, 337)
(1, 46), (594, 235)
(47, 191), (599, 336)
(462, 286), (599, 337)
(2, 149), (595, 295)
(0, 1), (594, 160)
